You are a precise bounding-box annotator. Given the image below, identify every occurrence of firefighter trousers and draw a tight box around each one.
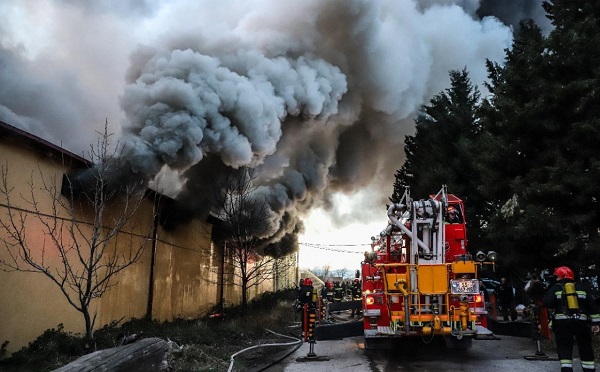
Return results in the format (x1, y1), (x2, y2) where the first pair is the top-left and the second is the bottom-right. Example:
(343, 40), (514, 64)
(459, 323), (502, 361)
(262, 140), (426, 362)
(553, 319), (596, 372)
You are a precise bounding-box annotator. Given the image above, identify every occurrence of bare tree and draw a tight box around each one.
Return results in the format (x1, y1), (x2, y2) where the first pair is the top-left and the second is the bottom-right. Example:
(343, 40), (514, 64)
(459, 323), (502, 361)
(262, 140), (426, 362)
(0, 124), (154, 346)
(310, 264), (331, 280)
(334, 268), (349, 280)
(213, 167), (295, 310)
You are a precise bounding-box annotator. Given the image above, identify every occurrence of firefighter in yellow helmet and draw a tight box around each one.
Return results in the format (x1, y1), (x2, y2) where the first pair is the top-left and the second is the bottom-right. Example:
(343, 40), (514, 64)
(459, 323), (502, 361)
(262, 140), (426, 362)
(543, 266), (600, 372)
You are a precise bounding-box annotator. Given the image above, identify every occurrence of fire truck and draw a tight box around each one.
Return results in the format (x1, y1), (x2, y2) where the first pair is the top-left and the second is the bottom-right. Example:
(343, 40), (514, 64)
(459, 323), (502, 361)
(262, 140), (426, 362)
(360, 186), (497, 349)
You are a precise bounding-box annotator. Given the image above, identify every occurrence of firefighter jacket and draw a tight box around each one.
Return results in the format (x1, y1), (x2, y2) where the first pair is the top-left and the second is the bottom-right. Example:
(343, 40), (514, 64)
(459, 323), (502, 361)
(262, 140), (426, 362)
(298, 284), (314, 305)
(543, 279), (600, 324)
(351, 282), (362, 299)
(333, 285), (344, 301)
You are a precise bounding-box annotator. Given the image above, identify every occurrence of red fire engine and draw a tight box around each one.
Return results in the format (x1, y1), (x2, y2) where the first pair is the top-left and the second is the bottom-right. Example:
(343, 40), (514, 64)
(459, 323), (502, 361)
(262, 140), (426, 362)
(361, 186), (497, 349)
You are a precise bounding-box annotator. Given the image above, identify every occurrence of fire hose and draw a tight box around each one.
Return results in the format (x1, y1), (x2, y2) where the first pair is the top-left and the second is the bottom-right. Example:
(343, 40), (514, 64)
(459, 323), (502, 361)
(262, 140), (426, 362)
(227, 329), (302, 372)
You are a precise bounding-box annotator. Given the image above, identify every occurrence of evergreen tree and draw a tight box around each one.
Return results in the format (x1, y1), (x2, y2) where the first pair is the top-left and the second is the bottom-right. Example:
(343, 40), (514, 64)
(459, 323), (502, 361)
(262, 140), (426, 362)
(392, 69), (486, 246)
(391, 2), (600, 273)
(540, 0), (600, 266)
(477, 20), (562, 270)
(480, 4), (600, 270)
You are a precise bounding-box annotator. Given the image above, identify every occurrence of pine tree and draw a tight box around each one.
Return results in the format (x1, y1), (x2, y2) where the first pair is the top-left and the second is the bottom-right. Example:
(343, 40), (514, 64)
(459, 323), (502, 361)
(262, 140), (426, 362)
(540, 0), (600, 265)
(480, 5), (600, 269)
(392, 69), (486, 246)
(477, 20), (564, 269)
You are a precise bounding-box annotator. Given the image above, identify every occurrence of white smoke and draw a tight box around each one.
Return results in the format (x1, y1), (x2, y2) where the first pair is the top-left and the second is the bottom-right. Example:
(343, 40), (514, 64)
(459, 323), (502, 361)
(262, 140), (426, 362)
(0, 0), (516, 247)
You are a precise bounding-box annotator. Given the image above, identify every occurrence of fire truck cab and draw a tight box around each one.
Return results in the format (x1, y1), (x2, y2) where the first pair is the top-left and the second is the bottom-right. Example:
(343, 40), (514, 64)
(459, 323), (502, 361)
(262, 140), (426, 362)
(361, 186), (496, 349)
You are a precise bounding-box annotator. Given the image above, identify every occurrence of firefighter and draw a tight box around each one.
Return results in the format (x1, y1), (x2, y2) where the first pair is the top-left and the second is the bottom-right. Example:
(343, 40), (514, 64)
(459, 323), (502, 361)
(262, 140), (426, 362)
(298, 278), (314, 305)
(297, 278), (314, 334)
(320, 281), (329, 300)
(323, 280), (334, 302)
(495, 277), (515, 321)
(333, 281), (344, 302)
(525, 273), (546, 304)
(295, 278), (305, 311)
(350, 278), (362, 318)
(543, 266), (600, 372)
(446, 205), (462, 223)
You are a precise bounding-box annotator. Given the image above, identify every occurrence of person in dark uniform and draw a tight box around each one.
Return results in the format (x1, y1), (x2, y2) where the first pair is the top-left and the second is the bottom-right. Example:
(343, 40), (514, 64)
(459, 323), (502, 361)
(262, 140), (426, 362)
(298, 278), (313, 305)
(495, 277), (515, 321)
(320, 281), (329, 300)
(350, 278), (362, 318)
(321, 280), (334, 302)
(297, 278), (314, 334)
(446, 205), (463, 223)
(525, 273), (546, 304)
(333, 281), (344, 302)
(543, 266), (600, 372)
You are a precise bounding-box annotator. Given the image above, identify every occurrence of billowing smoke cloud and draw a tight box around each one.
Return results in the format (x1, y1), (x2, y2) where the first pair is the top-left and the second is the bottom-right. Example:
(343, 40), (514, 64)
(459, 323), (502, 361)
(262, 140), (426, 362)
(120, 48), (346, 177)
(0, 0), (517, 252)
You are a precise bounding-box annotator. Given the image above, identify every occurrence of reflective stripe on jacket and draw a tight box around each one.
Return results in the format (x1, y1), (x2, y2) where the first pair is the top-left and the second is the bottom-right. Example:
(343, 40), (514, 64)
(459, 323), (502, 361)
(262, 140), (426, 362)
(543, 279), (600, 324)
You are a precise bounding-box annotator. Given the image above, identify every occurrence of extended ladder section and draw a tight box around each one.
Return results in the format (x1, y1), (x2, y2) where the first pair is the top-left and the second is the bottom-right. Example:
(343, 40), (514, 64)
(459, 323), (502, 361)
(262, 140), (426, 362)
(363, 186), (482, 338)
(387, 186), (447, 264)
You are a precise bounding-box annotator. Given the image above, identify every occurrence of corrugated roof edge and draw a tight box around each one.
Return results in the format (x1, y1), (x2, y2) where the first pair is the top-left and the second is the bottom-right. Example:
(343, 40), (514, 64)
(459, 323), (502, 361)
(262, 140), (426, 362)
(0, 120), (91, 168)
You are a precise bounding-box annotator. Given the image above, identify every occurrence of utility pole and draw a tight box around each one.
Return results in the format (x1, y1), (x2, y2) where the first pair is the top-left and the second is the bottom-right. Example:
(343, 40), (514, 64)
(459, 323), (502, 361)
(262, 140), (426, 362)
(219, 241), (226, 312)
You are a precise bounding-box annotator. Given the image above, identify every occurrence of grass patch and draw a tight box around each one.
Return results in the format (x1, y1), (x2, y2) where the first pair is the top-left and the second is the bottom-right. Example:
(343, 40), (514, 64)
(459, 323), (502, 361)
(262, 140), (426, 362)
(0, 288), (300, 372)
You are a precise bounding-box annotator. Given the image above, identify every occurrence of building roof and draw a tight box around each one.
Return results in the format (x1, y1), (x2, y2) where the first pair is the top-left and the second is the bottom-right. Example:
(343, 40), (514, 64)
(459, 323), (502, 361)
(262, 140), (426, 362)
(0, 120), (90, 168)
(0, 120), (218, 230)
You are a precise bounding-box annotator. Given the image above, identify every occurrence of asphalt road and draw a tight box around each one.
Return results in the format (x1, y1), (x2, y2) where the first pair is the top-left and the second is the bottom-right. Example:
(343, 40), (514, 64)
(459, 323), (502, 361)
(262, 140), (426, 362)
(266, 334), (581, 372)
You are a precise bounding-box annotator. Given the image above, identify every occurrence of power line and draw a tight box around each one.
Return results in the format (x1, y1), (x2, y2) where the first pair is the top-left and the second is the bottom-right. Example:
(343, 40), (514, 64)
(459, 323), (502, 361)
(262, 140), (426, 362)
(299, 242), (370, 254)
(300, 242), (371, 247)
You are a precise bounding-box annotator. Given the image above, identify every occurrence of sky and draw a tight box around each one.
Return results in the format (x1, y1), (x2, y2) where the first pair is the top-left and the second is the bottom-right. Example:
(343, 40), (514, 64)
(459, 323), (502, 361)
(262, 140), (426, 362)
(0, 0), (551, 270)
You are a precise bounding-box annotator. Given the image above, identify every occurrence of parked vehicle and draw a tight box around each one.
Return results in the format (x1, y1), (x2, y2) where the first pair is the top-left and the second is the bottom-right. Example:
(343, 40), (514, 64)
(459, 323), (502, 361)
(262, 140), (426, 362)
(360, 186), (497, 349)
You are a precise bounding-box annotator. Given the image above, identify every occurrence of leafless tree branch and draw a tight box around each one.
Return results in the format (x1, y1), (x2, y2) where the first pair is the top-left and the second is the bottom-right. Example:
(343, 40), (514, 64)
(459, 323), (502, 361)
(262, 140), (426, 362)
(0, 122), (154, 347)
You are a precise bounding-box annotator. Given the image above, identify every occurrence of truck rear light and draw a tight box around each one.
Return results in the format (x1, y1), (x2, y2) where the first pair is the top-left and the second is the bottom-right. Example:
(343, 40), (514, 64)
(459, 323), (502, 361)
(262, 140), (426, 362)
(473, 294), (483, 304)
(366, 294), (385, 305)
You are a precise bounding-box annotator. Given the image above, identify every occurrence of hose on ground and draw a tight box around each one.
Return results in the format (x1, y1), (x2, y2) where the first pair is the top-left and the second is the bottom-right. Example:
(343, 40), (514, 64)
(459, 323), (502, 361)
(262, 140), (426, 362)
(227, 329), (302, 372)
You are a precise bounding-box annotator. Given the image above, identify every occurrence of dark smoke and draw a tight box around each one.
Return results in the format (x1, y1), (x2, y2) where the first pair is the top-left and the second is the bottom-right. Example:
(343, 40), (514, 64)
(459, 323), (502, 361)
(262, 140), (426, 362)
(477, 0), (552, 34)
(0, 0), (518, 255)
(118, 47), (348, 247)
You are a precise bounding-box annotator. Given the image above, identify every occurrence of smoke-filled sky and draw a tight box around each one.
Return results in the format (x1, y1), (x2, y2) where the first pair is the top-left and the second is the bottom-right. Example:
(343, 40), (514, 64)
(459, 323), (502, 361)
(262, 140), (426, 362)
(0, 0), (550, 269)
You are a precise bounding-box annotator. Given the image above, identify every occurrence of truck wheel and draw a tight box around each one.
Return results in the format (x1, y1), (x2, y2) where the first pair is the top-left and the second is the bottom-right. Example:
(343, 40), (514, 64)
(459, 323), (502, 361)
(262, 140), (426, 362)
(444, 336), (472, 349)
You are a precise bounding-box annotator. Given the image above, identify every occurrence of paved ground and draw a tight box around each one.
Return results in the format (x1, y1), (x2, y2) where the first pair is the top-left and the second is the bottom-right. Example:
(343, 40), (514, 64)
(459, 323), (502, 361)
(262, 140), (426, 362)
(265, 334), (570, 372)
(258, 310), (595, 372)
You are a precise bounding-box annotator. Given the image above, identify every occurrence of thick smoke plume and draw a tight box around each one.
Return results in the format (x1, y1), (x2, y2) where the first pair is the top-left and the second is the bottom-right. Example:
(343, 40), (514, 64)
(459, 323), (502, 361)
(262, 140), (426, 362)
(119, 47), (348, 248)
(1, 0), (540, 253)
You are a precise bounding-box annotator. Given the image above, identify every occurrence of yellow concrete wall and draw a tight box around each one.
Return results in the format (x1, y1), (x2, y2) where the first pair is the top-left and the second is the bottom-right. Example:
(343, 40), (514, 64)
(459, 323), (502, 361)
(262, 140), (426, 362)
(91, 196), (155, 328)
(220, 253), (297, 308)
(151, 221), (221, 321)
(0, 142), (90, 352)
(0, 131), (297, 353)
(0, 138), (161, 352)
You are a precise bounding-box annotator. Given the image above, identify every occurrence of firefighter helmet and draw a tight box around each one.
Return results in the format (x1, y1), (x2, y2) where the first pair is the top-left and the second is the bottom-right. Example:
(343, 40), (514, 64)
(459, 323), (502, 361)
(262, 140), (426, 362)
(554, 266), (574, 280)
(304, 277), (313, 286)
